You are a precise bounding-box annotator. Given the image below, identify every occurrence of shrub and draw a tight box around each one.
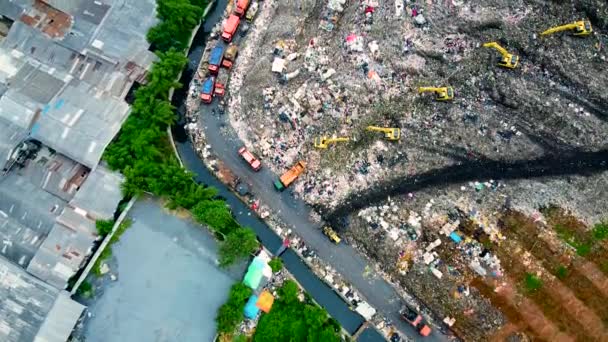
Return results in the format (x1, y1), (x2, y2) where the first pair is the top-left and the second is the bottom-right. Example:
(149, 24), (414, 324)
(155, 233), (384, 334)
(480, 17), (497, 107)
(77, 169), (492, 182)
(523, 273), (543, 293)
(269, 257), (283, 273)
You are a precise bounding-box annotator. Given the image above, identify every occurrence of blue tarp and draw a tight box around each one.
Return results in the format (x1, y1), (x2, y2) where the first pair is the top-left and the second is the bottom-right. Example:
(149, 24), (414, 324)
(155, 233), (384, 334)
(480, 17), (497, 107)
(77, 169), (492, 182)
(449, 232), (462, 243)
(201, 77), (214, 94)
(209, 45), (225, 66)
(244, 295), (260, 319)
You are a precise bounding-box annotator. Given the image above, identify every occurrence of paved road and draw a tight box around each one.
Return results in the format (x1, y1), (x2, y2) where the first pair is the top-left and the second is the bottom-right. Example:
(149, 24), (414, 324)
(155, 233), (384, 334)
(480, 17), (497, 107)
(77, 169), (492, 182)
(196, 97), (448, 342)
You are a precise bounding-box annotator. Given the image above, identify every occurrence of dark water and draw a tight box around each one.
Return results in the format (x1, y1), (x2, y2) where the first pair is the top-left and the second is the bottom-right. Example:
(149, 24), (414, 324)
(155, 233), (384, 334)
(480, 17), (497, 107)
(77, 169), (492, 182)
(169, 1), (369, 337)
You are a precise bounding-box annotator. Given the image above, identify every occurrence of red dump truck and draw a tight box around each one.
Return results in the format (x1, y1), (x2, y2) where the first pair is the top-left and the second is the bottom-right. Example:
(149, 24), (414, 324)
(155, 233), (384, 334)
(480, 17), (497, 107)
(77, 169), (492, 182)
(222, 14), (240, 42)
(238, 147), (261, 171)
(400, 306), (432, 337)
(200, 76), (225, 104)
(222, 44), (238, 69)
(274, 161), (305, 191)
(234, 0), (250, 17)
(208, 44), (226, 74)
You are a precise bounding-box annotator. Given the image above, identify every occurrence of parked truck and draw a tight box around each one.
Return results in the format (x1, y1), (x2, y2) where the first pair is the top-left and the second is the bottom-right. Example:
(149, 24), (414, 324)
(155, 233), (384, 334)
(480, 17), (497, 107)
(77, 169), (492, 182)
(200, 76), (225, 104)
(273, 161), (305, 191)
(208, 43), (226, 73)
(234, 0), (250, 17)
(222, 44), (238, 69)
(222, 14), (240, 42)
(245, 1), (259, 21)
(400, 306), (432, 337)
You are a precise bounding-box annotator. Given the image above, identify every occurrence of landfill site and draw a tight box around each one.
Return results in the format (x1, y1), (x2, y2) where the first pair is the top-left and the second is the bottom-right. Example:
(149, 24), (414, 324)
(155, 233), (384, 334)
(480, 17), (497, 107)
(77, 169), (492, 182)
(192, 0), (608, 340)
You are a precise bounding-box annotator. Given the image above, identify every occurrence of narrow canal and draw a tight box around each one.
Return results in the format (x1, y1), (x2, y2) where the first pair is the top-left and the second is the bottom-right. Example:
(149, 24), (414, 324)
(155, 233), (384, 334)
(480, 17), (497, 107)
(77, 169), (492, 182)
(169, 0), (374, 338)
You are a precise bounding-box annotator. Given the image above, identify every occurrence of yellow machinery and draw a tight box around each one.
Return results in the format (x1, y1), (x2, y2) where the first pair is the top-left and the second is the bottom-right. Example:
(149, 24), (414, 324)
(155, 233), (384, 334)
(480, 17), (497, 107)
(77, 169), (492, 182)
(314, 136), (350, 149)
(366, 126), (401, 141)
(323, 226), (341, 244)
(482, 42), (519, 69)
(541, 20), (592, 37)
(418, 86), (454, 101)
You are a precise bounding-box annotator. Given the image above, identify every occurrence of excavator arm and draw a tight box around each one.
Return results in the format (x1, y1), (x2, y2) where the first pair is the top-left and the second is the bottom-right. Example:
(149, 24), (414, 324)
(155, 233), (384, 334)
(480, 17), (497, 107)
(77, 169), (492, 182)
(418, 87), (441, 94)
(314, 136), (350, 149)
(366, 126), (401, 141)
(541, 20), (592, 37)
(482, 42), (519, 69)
(482, 42), (508, 56)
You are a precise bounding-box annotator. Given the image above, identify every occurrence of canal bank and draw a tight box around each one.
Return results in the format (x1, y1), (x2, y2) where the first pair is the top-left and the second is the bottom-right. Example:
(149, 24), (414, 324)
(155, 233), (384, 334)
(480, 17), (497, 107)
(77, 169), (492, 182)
(168, 1), (371, 336)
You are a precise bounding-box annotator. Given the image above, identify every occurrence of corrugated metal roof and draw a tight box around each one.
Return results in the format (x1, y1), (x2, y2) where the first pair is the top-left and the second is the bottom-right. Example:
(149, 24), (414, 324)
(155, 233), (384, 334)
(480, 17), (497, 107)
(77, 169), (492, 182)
(0, 255), (58, 342)
(70, 165), (124, 220)
(0, 117), (27, 170)
(0, 0), (31, 21)
(27, 221), (96, 289)
(30, 82), (130, 168)
(34, 291), (85, 342)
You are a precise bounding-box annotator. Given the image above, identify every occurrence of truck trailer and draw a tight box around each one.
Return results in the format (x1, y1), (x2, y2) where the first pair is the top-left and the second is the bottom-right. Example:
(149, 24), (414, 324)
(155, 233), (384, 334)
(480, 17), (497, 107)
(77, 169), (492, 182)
(222, 14), (240, 42)
(234, 0), (250, 17)
(208, 44), (226, 73)
(274, 161), (306, 191)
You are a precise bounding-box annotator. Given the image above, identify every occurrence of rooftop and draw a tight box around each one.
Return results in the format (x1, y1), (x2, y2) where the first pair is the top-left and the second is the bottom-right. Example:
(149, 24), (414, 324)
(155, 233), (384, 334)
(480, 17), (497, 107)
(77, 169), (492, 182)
(30, 81), (130, 169)
(0, 256), (84, 342)
(70, 165), (125, 220)
(0, 117), (27, 172)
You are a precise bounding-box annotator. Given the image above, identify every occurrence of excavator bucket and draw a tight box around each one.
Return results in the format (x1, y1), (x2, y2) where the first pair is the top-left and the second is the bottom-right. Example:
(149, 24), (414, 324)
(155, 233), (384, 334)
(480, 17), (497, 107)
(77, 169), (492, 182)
(314, 137), (328, 149)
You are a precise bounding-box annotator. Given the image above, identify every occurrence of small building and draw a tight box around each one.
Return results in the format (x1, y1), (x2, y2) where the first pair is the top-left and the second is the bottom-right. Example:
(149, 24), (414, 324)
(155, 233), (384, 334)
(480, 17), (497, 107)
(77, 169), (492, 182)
(244, 295), (260, 319)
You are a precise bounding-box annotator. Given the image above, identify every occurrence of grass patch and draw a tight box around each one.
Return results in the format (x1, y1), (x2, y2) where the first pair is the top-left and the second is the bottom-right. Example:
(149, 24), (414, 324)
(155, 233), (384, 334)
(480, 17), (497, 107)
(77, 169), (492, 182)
(592, 222), (608, 241)
(555, 265), (569, 280)
(92, 247), (112, 276)
(523, 273), (543, 293)
(269, 257), (283, 273)
(77, 280), (95, 299)
(110, 218), (133, 243)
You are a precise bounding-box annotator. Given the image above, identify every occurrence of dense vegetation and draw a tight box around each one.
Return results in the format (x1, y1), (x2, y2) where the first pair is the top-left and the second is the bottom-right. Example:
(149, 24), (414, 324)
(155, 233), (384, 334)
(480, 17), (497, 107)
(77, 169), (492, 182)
(104, 0), (258, 266)
(253, 280), (341, 342)
(216, 283), (253, 334)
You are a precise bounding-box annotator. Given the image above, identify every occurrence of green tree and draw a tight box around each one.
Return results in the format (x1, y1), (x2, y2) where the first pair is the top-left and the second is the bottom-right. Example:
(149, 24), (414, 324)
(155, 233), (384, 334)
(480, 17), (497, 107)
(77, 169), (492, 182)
(192, 200), (236, 233)
(252, 281), (341, 342)
(279, 280), (299, 304)
(219, 228), (259, 267)
(215, 283), (252, 334)
(268, 257), (283, 273)
(95, 219), (114, 236)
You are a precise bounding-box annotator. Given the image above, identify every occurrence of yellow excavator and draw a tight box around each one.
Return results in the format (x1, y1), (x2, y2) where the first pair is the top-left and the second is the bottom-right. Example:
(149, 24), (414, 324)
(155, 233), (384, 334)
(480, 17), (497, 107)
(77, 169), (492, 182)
(541, 20), (592, 37)
(314, 136), (350, 149)
(366, 126), (400, 141)
(418, 86), (454, 101)
(482, 42), (519, 69)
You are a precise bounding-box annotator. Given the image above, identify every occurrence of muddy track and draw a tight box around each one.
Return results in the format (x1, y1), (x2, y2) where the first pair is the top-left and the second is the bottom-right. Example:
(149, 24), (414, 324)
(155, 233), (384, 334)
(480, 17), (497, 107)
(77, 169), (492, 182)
(324, 149), (608, 226)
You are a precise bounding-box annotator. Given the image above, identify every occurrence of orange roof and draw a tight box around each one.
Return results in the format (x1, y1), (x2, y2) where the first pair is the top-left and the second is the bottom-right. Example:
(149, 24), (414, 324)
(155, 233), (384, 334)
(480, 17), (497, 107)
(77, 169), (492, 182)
(255, 290), (275, 313)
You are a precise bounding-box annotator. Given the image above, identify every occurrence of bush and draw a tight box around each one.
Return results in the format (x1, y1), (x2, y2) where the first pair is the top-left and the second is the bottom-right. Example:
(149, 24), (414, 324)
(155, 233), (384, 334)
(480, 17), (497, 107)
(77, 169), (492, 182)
(219, 228), (259, 267)
(269, 257), (283, 273)
(216, 283), (252, 334)
(523, 273), (543, 293)
(253, 280), (341, 342)
(555, 265), (569, 280)
(77, 280), (94, 299)
(592, 222), (608, 241)
(96, 219), (114, 236)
